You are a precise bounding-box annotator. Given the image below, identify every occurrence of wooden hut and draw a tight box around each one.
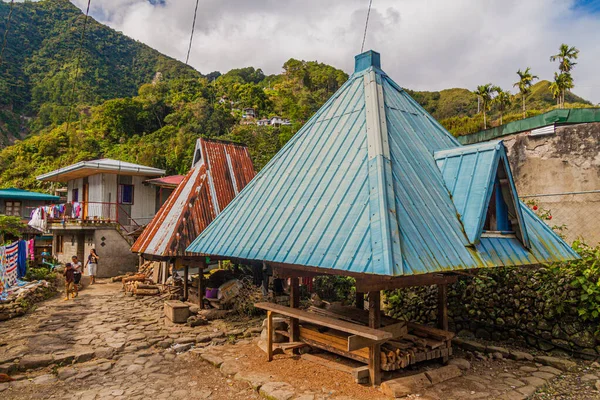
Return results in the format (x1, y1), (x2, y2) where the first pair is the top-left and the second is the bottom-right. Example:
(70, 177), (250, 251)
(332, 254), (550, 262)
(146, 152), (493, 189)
(131, 138), (255, 300)
(186, 51), (578, 385)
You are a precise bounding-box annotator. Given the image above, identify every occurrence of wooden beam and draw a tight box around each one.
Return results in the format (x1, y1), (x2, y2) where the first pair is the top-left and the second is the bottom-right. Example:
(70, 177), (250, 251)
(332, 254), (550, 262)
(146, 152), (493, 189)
(198, 261), (204, 308)
(356, 274), (458, 292)
(355, 292), (364, 310)
(437, 284), (448, 331)
(347, 322), (407, 351)
(368, 291), (381, 386)
(267, 310), (273, 362)
(183, 264), (189, 301)
(254, 302), (392, 341)
(289, 277), (300, 345)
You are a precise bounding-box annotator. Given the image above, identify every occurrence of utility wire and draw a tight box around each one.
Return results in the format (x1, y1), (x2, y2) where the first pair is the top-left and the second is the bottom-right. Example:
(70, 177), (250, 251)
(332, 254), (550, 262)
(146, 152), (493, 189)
(360, 0), (373, 53)
(0, 0), (15, 66)
(65, 0), (92, 136)
(185, 0), (200, 65)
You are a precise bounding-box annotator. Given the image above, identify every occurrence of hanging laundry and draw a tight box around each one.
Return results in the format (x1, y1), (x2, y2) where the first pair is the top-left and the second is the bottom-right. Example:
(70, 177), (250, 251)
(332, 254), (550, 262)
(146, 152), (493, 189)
(4, 242), (19, 288)
(27, 239), (35, 261)
(17, 240), (27, 279)
(0, 246), (6, 300)
(28, 208), (47, 232)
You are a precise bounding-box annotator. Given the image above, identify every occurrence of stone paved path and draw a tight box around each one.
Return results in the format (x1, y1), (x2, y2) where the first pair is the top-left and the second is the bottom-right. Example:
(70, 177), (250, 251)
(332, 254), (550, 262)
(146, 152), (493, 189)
(0, 281), (259, 400)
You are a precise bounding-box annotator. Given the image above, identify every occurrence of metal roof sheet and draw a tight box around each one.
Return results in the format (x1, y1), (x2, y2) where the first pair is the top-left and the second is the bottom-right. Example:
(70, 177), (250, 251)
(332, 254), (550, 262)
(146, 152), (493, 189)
(131, 138), (255, 258)
(0, 188), (59, 201)
(186, 51), (578, 276)
(36, 159), (166, 182)
(145, 175), (185, 188)
(434, 141), (529, 247)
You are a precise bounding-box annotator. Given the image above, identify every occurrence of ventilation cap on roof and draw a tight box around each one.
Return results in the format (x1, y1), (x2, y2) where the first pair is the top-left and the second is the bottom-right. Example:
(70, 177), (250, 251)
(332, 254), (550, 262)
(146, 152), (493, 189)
(354, 50), (381, 73)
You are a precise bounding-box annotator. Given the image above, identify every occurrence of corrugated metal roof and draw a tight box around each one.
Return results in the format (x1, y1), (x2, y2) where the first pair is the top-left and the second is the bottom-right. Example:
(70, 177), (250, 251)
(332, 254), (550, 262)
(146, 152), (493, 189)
(37, 159), (166, 182)
(145, 175), (185, 188)
(131, 138), (255, 258)
(0, 188), (59, 201)
(434, 141), (529, 247)
(186, 50), (578, 276)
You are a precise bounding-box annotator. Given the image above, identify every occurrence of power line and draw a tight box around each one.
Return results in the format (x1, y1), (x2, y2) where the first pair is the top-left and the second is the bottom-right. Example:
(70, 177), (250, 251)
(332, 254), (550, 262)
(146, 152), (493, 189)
(185, 0), (200, 65)
(0, 0), (15, 66)
(360, 0), (373, 53)
(65, 0), (92, 136)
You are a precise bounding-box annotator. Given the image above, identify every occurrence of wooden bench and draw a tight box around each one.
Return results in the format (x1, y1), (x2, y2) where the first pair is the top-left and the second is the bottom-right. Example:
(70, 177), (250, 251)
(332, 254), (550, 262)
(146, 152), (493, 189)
(254, 302), (405, 361)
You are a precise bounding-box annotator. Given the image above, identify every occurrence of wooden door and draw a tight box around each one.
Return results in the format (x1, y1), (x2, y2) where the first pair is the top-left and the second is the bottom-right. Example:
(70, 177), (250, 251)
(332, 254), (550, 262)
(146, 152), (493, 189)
(82, 184), (89, 220)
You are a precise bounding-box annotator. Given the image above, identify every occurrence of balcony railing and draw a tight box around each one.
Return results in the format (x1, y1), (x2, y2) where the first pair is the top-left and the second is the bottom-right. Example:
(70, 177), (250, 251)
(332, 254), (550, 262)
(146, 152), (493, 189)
(33, 202), (142, 233)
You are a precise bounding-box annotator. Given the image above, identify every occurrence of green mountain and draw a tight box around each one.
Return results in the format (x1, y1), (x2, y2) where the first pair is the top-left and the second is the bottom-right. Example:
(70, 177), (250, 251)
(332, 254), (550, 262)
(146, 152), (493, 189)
(0, 0), (199, 145)
(0, 0), (594, 191)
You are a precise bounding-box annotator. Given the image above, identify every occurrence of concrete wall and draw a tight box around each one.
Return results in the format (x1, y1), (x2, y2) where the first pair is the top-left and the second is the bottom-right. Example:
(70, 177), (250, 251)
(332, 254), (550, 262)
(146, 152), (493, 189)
(499, 122), (600, 245)
(51, 227), (137, 277)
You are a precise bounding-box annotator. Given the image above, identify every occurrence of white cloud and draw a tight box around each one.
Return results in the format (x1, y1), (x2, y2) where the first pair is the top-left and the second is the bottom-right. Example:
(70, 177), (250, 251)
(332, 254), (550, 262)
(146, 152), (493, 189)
(72, 0), (600, 103)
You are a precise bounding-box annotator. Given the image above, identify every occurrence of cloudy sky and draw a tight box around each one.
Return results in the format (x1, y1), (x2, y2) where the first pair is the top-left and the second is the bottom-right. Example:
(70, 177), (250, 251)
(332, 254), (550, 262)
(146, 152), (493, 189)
(71, 0), (600, 103)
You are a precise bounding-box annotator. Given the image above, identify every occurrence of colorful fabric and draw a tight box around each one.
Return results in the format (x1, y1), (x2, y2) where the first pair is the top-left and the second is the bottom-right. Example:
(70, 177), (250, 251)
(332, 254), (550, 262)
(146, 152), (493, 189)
(17, 240), (27, 279)
(5, 242), (19, 287)
(27, 239), (35, 261)
(0, 246), (6, 300)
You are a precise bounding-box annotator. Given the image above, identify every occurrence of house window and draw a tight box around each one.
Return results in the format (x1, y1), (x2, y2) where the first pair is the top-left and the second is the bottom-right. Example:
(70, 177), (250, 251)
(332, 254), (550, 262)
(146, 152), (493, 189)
(56, 235), (64, 254)
(5, 201), (21, 217)
(72, 188), (79, 202)
(118, 184), (134, 205)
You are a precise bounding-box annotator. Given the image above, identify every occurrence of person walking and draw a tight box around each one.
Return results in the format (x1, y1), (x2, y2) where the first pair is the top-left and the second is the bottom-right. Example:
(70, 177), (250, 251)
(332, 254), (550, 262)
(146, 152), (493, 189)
(63, 263), (75, 301)
(85, 249), (99, 285)
(71, 255), (83, 296)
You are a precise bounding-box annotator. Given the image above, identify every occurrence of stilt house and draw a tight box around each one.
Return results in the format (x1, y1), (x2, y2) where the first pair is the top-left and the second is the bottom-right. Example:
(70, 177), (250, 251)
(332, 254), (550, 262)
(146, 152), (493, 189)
(186, 51), (579, 385)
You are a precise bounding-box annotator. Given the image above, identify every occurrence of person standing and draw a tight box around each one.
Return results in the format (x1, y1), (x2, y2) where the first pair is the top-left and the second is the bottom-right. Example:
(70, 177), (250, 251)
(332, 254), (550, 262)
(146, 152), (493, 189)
(63, 263), (75, 301)
(85, 249), (99, 285)
(71, 256), (83, 296)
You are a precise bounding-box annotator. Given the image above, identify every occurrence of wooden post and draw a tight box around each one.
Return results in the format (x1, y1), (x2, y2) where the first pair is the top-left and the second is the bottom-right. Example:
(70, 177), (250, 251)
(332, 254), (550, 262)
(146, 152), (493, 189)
(267, 310), (274, 361)
(355, 292), (364, 310)
(437, 284), (448, 331)
(368, 291), (381, 386)
(289, 277), (300, 345)
(183, 264), (189, 302)
(198, 261), (205, 308)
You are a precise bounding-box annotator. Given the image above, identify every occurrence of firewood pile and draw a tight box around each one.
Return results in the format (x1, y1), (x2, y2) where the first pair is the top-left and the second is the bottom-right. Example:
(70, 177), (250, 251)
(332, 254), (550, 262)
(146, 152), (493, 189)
(306, 305), (453, 371)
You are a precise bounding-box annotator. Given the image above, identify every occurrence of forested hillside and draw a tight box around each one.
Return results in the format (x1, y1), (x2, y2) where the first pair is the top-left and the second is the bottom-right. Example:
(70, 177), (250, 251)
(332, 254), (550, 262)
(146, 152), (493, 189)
(0, 0), (594, 191)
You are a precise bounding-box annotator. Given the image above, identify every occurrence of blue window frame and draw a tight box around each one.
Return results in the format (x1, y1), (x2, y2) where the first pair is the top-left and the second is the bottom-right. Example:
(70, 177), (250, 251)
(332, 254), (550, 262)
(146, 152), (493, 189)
(118, 184), (134, 205)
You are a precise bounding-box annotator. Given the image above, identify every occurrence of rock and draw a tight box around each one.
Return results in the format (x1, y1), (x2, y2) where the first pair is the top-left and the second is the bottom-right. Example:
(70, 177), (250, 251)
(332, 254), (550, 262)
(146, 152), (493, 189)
(486, 346), (510, 357)
(220, 361), (240, 376)
(505, 378), (525, 387)
(453, 338), (486, 353)
(570, 330), (596, 348)
(198, 309), (232, 321)
(128, 333), (147, 341)
(534, 355), (577, 371)
(58, 367), (78, 380)
(73, 350), (95, 364)
(259, 381), (296, 400)
(519, 366), (538, 373)
(234, 371), (272, 390)
(538, 366), (561, 375)
(257, 340), (284, 356)
(516, 385), (538, 397)
(581, 374), (597, 382)
(381, 373), (431, 397)
(94, 347), (115, 359)
(492, 352), (504, 359)
(475, 328), (491, 340)
(174, 336), (196, 345)
(509, 350), (534, 361)
(212, 337), (227, 345)
(595, 380), (600, 392)
(227, 328), (245, 336)
(424, 365), (462, 384)
(262, 317), (288, 330)
(447, 358), (470, 371)
(32, 374), (57, 385)
(532, 371), (556, 380)
(172, 343), (194, 353)
(126, 364), (144, 373)
(18, 354), (54, 371)
(201, 353), (224, 367)
(196, 334), (213, 343)
(522, 376), (546, 387)
(158, 340), (173, 349)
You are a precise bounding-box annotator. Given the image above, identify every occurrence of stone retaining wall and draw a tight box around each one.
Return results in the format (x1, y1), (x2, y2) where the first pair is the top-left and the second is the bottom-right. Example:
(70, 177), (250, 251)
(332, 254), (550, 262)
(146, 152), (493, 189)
(0, 282), (57, 321)
(385, 266), (600, 360)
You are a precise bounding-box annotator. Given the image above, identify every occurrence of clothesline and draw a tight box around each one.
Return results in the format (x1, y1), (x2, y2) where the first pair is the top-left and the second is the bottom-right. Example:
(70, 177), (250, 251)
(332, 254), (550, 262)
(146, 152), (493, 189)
(28, 202), (82, 232)
(0, 239), (30, 301)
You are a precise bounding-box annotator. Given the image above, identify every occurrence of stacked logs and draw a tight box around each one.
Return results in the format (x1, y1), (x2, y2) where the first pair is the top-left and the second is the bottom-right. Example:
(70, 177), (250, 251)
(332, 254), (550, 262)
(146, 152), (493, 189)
(122, 274), (159, 296)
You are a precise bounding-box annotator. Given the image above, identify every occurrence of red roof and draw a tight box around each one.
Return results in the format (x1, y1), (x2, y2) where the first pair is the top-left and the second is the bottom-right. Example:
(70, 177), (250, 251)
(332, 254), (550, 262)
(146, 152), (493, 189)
(145, 175), (185, 188)
(131, 138), (255, 258)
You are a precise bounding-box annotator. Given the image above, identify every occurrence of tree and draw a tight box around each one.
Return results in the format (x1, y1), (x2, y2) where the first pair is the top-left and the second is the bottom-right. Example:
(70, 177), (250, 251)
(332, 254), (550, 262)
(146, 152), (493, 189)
(0, 215), (25, 243)
(474, 84), (493, 129)
(513, 68), (539, 119)
(550, 44), (579, 107)
(492, 86), (511, 125)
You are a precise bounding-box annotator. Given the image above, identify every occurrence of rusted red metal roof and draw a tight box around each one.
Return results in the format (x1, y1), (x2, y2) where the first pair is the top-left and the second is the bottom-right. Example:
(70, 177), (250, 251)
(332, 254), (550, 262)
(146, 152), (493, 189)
(145, 175), (185, 188)
(131, 138), (255, 258)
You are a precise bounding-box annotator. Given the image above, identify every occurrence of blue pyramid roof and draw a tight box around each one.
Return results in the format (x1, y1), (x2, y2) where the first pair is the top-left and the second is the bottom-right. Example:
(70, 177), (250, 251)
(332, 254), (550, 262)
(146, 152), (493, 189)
(187, 51), (578, 276)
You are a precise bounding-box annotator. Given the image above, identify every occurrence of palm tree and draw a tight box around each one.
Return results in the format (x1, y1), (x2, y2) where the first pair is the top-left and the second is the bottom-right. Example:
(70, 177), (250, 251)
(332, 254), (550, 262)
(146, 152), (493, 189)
(513, 68), (539, 119)
(492, 86), (511, 125)
(550, 72), (575, 108)
(550, 44), (579, 73)
(550, 44), (579, 106)
(474, 84), (493, 129)
(549, 74), (561, 107)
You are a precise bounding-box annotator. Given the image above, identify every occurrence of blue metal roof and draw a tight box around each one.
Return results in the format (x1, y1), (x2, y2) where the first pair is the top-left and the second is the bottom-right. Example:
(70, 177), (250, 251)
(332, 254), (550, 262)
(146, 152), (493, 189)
(434, 141), (530, 247)
(187, 51), (578, 276)
(0, 188), (59, 201)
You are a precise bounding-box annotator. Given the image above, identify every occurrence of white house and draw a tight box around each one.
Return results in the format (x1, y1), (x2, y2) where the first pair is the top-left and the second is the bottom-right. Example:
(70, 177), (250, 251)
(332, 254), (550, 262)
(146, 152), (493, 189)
(36, 159), (166, 277)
